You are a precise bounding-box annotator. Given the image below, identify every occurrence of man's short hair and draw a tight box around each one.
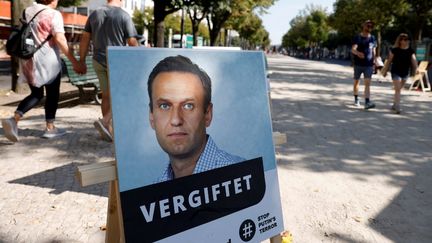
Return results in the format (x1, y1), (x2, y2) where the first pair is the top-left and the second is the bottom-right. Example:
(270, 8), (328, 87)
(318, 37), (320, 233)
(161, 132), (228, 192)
(36, 0), (55, 4)
(362, 20), (374, 26)
(147, 55), (212, 112)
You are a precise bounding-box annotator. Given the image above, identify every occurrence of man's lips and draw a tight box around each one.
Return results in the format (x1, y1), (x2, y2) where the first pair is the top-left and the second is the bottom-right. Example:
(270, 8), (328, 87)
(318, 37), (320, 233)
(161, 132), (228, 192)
(168, 132), (187, 138)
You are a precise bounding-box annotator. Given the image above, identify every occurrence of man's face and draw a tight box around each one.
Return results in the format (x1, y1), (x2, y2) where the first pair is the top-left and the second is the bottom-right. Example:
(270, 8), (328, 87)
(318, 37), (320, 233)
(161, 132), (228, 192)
(149, 71), (212, 159)
(363, 23), (373, 33)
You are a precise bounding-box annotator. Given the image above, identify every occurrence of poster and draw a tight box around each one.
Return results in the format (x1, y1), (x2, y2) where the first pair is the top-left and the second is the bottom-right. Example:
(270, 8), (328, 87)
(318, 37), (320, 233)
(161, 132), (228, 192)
(108, 47), (284, 242)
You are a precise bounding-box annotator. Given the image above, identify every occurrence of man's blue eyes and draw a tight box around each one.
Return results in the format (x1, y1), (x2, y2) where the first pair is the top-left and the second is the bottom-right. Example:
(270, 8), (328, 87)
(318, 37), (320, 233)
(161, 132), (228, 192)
(159, 104), (170, 110)
(158, 103), (194, 110)
(183, 103), (194, 110)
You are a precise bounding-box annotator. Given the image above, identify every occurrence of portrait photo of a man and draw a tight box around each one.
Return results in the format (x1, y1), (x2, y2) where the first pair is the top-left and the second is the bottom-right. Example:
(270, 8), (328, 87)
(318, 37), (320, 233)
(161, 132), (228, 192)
(109, 48), (277, 191)
(107, 48), (284, 243)
(147, 55), (245, 181)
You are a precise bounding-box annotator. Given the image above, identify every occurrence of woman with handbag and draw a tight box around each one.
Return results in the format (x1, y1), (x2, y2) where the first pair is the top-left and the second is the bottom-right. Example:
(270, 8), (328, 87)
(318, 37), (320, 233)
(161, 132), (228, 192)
(381, 33), (418, 114)
(1, 0), (82, 142)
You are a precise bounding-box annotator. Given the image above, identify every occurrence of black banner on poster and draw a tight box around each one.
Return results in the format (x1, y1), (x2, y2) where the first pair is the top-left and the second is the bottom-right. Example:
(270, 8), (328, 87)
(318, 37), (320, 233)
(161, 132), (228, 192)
(120, 157), (266, 243)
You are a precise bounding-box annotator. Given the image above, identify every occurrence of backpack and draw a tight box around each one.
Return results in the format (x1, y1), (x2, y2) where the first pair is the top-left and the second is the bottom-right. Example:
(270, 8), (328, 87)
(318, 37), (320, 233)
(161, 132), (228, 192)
(6, 8), (52, 59)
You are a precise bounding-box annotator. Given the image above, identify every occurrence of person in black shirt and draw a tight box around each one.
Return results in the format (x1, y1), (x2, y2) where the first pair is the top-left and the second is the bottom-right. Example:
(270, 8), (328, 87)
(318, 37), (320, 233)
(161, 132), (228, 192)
(382, 33), (418, 114)
(351, 20), (377, 110)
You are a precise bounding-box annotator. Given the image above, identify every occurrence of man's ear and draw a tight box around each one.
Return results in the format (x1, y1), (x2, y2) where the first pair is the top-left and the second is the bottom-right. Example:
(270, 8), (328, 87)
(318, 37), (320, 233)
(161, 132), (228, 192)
(205, 103), (213, 127)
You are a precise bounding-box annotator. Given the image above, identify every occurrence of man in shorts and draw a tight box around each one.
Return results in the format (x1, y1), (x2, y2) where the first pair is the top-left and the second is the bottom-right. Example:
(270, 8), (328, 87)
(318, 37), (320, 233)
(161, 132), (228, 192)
(79, 0), (138, 142)
(351, 20), (377, 110)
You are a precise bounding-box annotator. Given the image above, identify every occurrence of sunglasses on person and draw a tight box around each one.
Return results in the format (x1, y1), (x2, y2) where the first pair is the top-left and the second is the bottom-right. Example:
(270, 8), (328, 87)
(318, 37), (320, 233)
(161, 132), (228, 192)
(400, 37), (409, 41)
(366, 24), (373, 28)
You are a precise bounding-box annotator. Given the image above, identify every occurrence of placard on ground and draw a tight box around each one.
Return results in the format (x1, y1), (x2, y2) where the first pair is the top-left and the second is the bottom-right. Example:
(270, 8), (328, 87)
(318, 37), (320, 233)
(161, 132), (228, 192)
(108, 47), (284, 243)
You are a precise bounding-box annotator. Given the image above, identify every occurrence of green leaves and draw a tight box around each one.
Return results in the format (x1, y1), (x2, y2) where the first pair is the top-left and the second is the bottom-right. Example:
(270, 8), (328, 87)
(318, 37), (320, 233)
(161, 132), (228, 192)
(282, 6), (329, 49)
(58, 0), (84, 8)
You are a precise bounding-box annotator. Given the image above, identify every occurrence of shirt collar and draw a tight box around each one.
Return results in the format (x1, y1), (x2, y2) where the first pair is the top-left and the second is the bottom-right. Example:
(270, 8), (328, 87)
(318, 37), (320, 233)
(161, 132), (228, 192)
(161, 135), (215, 181)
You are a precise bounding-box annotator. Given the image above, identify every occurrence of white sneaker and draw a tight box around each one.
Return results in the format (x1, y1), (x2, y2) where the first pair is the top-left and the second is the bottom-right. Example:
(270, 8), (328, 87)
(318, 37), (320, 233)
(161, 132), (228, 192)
(2, 118), (19, 142)
(42, 127), (67, 139)
(354, 100), (361, 107)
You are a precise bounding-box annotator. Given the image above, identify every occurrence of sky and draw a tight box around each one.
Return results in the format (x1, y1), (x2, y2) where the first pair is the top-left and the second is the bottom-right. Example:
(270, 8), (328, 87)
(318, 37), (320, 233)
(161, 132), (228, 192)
(261, 0), (337, 45)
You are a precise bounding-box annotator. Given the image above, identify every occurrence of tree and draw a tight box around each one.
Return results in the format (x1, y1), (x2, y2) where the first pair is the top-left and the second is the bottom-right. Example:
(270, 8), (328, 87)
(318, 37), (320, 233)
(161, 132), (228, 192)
(304, 6), (329, 47)
(364, 0), (409, 55)
(152, 0), (183, 47)
(407, 0), (432, 42)
(281, 6), (329, 57)
(282, 15), (308, 53)
(186, 0), (211, 46)
(228, 11), (269, 49)
(58, 0), (84, 7)
(331, 0), (409, 55)
(206, 0), (275, 46)
(206, 0), (233, 46)
(133, 9), (146, 35)
(144, 7), (155, 45)
(330, 0), (366, 42)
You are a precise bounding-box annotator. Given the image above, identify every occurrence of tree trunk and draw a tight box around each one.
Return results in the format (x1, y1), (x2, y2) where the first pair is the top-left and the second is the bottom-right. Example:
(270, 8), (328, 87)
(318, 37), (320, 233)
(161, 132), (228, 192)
(11, 0), (33, 92)
(153, 2), (165, 47)
(191, 22), (199, 46)
(376, 29), (382, 57)
(412, 16), (426, 50)
(208, 20), (222, 46)
(153, 19), (164, 47)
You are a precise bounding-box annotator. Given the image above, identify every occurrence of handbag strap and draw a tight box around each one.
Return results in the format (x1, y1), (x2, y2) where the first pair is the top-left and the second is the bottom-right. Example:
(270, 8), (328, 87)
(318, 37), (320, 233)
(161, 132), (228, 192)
(22, 7), (53, 49)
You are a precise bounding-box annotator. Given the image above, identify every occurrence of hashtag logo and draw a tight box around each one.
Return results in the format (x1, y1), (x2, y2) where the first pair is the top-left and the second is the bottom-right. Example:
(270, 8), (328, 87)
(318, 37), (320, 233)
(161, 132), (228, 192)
(239, 219), (256, 242)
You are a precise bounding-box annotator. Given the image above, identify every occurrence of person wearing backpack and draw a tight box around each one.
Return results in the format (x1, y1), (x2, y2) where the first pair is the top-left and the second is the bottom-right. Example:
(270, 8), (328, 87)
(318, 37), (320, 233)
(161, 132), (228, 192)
(1, 0), (82, 142)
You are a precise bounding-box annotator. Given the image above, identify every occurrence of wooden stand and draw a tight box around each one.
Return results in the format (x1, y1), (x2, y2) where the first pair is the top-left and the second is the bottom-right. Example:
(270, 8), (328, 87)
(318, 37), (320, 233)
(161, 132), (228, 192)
(76, 132), (287, 243)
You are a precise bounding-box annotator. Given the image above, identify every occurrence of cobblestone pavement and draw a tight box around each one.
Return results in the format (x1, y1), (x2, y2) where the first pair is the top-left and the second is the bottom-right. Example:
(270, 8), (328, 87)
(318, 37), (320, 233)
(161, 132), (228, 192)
(0, 102), (113, 243)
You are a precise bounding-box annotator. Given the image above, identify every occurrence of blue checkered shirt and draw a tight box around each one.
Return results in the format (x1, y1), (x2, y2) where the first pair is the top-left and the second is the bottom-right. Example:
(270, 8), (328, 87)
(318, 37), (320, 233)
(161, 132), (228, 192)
(158, 135), (245, 182)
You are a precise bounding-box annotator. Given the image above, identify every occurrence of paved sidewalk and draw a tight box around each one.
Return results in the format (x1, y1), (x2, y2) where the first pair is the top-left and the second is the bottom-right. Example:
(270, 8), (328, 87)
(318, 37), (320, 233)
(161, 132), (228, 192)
(1, 55), (431, 242)
(0, 77), (112, 242)
(269, 55), (432, 242)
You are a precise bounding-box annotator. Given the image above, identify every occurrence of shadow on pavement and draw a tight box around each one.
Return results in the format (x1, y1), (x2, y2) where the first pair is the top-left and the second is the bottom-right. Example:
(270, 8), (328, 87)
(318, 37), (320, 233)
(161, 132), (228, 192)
(1, 118), (113, 197)
(8, 162), (108, 197)
(269, 57), (432, 242)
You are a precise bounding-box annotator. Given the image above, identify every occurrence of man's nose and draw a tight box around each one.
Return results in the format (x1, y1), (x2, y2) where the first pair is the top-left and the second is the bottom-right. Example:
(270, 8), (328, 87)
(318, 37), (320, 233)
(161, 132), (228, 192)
(170, 106), (183, 126)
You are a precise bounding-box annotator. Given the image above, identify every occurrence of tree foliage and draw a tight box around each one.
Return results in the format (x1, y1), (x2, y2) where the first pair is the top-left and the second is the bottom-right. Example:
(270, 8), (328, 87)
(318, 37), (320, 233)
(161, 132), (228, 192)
(330, 0), (409, 54)
(185, 0), (211, 45)
(58, 0), (84, 7)
(152, 0), (183, 47)
(279, 0), (432, 58)
(282, 5), (329, 52)
(406, 0), (432, 41)
(234, 12), (270, 49)
(149, 0), (275, 48)
(225, 1), (271, 49)
(132, 9), (146, 36)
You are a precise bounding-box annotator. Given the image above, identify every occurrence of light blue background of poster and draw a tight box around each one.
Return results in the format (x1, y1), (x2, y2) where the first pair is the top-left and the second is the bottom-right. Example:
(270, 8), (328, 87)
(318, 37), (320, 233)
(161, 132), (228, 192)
(108, 48), (276, 192)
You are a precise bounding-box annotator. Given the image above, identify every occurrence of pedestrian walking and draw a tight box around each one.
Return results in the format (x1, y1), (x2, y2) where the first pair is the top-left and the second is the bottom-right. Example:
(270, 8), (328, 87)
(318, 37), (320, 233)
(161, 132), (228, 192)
(381, 33), (418, 114)
(1, 0), (82, 142)
(351, 20), (377, 110)
(79, 0), (138, 142)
